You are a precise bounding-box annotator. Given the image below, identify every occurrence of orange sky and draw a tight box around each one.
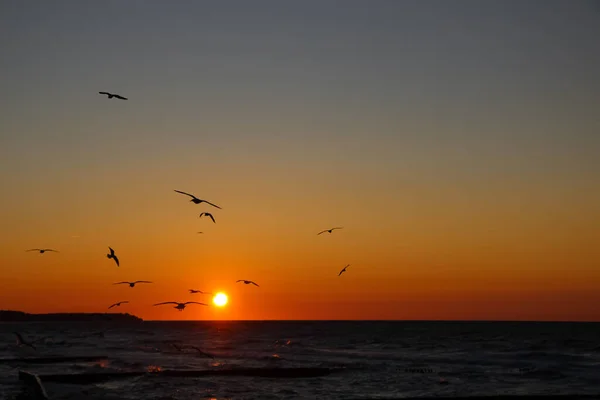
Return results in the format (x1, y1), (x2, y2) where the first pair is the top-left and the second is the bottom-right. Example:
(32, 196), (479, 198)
(0, 1), (599, 321)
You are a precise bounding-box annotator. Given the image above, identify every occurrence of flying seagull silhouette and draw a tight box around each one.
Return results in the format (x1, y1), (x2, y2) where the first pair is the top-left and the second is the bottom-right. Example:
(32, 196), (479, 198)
(107, 247), (119, 266)
(199, 212), (216, 223)
(173, 190), (222, 209)
(197, 232), (204, 234)
(190, 345), (215, 359)
(26, 248), (58, 254)
(237, 280), (259, 287)
(338, 264), (350, 276)
(317, 227), (343, 235)
(114, 281), (152, 288)
(108, 301), (129, 309)
(153, 301), (208, 311)
(189, 289), (212, 294)
(14, 332), (36, 350)
(99, 91), (127, 100)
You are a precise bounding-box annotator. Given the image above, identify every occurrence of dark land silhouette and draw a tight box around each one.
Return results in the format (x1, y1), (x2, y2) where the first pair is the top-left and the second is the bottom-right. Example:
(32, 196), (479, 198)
(0, 310), (142, 322)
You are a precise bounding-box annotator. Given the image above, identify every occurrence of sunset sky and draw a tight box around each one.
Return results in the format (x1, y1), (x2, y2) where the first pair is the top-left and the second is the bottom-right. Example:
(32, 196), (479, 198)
(0, 0), (598, 321)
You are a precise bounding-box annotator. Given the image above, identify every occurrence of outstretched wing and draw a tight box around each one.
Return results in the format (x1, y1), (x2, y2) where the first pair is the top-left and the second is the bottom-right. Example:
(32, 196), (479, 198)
(191, 346), (214, 358)
(208, 214), (215, 223)
(108, 303), (117, 309)
(153, 302), (179, 306)
(332, 227), (343, 231)
(174, 190), (195, 198)
(108, 247), (115, 255)
(134, 281), (152, 284)
(236, 280), (244, 283)
(13, 332), (24, 345)
(114, 94), (128, 100)
(203, 200), (222, 209)
(317, 230), (327, 235)
(26, 249), (41, 252)
(250, 281), (259, 287)
(113, 255), (119, 266)
(184, 302), (208, 306)
(99, 92), (111, 96)
(113, 282), (129, 285)
(44, 249), (58, 252)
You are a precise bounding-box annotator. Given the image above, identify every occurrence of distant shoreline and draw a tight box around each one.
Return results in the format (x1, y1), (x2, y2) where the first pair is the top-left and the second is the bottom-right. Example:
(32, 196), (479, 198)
(0, 310), (143, 322)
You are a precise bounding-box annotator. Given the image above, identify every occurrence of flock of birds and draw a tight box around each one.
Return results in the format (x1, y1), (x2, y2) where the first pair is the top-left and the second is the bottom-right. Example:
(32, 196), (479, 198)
(12, 91), (353, 359)
(24, 92), (353, 315)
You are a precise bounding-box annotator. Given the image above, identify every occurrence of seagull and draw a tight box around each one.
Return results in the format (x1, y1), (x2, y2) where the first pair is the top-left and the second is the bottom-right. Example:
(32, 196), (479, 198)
(338, 264), (350, 276)
(107, 247), (120, 267)
(99, 91), (127, 100)
(237, 280), (259, 287)
(172, 343), (184, 352)
(189, 289), (212, 294)
(174, 190), (222, 209)
(197, 232), (204, 234)
(108, 301), (129, 309)
(113, 281), (152, 288)
(14, 332), (36, 350)
(190, 345), (215, 359)
(317, 227), (343, 235)
(153, 301), (208, 311)
(26, 248), (58, 254)
(199, 212), (216, 223)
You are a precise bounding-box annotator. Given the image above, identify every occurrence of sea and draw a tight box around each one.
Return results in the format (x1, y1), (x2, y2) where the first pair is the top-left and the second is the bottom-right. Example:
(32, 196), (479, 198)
(1, 321), (600, 400)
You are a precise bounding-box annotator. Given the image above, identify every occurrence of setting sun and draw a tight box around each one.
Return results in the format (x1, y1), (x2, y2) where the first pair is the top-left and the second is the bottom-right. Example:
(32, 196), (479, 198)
(213, 292), (228, 307)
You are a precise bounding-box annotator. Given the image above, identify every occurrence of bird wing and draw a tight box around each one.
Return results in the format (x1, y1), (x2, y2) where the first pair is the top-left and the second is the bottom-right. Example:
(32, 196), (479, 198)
(99, 92), (111, 95)
(134, 281), (152, 284)
(44, 249), (58, 252)
(114, 94), (128, 100)
(332, 227), (343, 230)
(184, 302), (208, 306)
(174, 190), (195, 198)
(108, 247), (115, 255)
(113, 255), (120, 266)
(14, 332), (24, 344)
(108, 304), (117, 309)
(317, 230), (327, 235)
(113, 282), (129, 285)
(236, 280), (244, 283)
(192, 347), (214, 358)
(250, 281), (259, 287)
(208, 214), (215, 223)
(26, 249), (41, 252)
(203, 200), (222, 209)
(153, 302), (179, 306)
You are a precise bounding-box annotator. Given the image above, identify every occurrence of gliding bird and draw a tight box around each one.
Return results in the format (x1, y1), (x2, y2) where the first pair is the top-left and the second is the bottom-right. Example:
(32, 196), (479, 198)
(236, 280), (259, 287)
(108, 301), (129, 309)
(317, 227), (343, 235)
(338, 264), (350, 276)
(189, 289), (212, 294)
(99, 91), (127, 100)
(13, 332), (36, 350)
(113, 281), (152, 288)
(26, 248), (58, 254)
(173, 190), (222, 209)
(153, 301), (208, 311)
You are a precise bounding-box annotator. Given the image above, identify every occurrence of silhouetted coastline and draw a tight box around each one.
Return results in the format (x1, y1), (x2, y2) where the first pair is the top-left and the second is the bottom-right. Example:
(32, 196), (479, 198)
(0, 310), (142, 322)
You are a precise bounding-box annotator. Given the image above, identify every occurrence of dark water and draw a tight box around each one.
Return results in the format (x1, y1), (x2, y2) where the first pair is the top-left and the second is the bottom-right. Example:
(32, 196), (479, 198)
(1, 321), (600, 399)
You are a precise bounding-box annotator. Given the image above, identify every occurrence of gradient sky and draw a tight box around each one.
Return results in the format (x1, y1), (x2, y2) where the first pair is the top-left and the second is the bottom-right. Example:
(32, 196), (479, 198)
(0, 0), (598, 321)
